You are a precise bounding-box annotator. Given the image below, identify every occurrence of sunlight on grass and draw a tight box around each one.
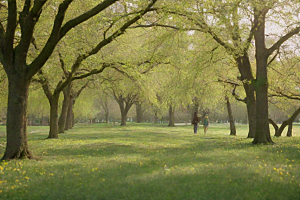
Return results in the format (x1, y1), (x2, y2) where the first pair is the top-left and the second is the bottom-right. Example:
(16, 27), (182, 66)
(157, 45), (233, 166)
(0, 123), (299, 200)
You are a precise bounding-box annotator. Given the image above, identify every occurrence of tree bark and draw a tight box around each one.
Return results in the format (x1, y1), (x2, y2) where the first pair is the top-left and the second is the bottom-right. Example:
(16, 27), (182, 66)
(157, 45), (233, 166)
(191, 100), (199, 122)
(154, 111), (159, 124)
(1, 75), (32, 160)
(287, 123), (293, 137)
(65, 98), (74, 130)
(58, 83), (71, 133)
(226, 96), (236, 136)
(105, 112), (109, 123)
(120, 110), (127, 126)
(135, 102), (143, 123)
(168, 105), (175, 127)
(236, 55), (256, 138)
(48, 94), (60, 139)
(252, 8), (273, 144)
(268, 118), (278, 134)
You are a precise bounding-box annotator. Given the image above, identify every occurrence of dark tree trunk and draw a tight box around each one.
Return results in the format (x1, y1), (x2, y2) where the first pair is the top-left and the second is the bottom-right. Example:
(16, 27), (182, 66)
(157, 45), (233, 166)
(287, 123), (293, 137)
(252, 8), (273, 144)
(65, 98), (74, 130)
(48, 94), (60, 139)
(136, 102), (143, 123)
(118, 98), (133, 126)
(101, 101), (109, 123)
(236, 55), (256, 138)
(105, 112), (109, 123)
(191, 101), (199, 122)
(154, 111), (159, 124)
(2, 76), (32, 160)
(58, 83), (71, 133)
(121, 110), (127, 126)
(114, 94), (136, 126)
(226, 96), (236, 136)
(268, 118), (278, 134)
(275, 106), (300, 137)
(168, 105), (175, 127)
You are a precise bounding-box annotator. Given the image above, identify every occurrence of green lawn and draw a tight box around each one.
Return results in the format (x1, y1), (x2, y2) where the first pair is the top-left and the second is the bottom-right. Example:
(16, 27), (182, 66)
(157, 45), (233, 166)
(0, 123), (300, 200)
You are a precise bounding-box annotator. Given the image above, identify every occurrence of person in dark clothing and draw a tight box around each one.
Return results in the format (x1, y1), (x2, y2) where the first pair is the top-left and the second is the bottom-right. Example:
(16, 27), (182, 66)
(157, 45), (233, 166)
(192, 112), (200, 134)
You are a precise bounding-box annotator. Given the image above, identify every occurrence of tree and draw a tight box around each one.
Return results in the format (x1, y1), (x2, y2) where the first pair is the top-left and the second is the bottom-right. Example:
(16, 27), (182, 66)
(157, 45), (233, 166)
(65, 81), (90, 129)
(1, 0), (158, 160)
(225, 96), (236, 136)
(152, 0), (300, 143)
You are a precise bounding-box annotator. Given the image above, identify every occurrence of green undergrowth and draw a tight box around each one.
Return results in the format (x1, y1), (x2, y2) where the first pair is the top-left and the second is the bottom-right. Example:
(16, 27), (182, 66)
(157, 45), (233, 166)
(0, 123), (300, 200)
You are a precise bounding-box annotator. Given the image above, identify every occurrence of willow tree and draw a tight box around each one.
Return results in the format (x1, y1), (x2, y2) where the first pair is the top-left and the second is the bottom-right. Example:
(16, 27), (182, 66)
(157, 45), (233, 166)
(146, 0), (300, 143)
(0, 0), (158, 160)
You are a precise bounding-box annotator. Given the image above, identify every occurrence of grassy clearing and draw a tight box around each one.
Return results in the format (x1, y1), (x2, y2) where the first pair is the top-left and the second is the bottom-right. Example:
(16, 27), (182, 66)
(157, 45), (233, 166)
(0, 123), (300, 200)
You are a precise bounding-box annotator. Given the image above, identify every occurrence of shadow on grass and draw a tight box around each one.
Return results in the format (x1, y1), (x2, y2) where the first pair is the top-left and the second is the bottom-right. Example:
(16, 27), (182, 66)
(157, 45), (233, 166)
(3, 152), (300, 200)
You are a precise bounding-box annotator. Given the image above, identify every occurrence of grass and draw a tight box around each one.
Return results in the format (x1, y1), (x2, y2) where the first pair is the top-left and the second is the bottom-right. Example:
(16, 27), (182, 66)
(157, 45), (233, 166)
(0, 123), (300, 200)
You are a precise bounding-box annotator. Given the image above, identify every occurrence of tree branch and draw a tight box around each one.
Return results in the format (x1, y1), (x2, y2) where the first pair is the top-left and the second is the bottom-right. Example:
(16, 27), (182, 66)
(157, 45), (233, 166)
(15, 0), (46, 67)
(68, 0), (158, 75)
(58, 53), (68, 77)
(27, 0), (74, 79)
(71, 64), (109, 81)
(3, 0), (17, 67)
(60, 0), (118, 39)
(267, 26), (300, 56)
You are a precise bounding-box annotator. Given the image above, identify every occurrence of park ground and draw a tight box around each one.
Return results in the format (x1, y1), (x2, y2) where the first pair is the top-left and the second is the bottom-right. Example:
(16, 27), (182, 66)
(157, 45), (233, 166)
(0, 123), (300, 200)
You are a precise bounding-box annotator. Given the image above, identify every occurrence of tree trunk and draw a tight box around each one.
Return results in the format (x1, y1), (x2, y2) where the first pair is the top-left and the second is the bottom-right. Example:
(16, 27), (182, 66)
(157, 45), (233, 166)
(119, 99), (130, 126)
(2, 76), (32, 160)
(72, 110), (75, 127)
(154, 111), (159, 124)
(121, 111), (127, 126)
(236, 55), (256, 138)
(58, 83), (71, 133)
(226, 96), (236, 136)
(65, 98), (74, 130)
(191, 102), (199, 122)
(136, 102), (143, 123)
(168, 105), (175, 127)
(268, 118), (278, 134)
(48, 94), (60, 139)
(287, 123), (293, 137)
(275, 106), (300, 137)
(105, 112), (109, 123)
(252, 9), (273, 144)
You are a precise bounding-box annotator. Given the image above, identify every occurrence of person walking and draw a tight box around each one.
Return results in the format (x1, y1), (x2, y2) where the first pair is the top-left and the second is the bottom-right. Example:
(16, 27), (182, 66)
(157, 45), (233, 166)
(192, 112), (200, 134)
(203, 115), (209, 133)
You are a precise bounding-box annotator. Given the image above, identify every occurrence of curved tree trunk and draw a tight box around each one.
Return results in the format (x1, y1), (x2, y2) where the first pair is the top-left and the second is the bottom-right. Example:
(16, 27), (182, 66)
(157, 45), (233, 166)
(268, 118), (278, 134)
(58, 83), (71, 133)
(226, 96), (236, 136)
(275, 106), (300, 137)
(168, 105), (175, 127)
(2, 76), (32, 160)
